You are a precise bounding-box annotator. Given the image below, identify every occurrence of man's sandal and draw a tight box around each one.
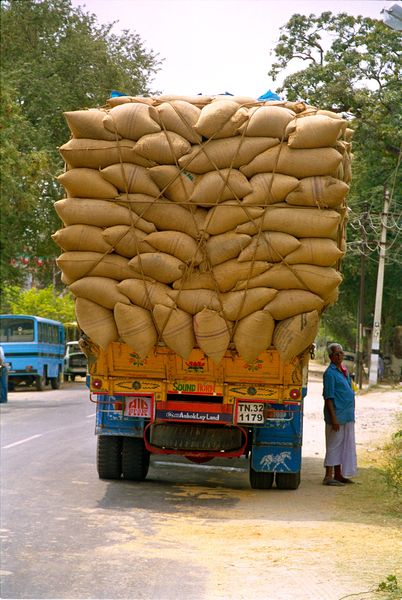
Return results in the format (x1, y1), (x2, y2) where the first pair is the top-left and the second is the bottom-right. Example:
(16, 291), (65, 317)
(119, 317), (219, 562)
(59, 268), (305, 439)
(323, 477), (346, 486)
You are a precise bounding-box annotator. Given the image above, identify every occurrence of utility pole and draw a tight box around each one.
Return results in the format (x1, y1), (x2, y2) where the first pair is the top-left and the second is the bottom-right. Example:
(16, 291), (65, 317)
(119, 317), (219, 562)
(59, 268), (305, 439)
(356, 203), (368, 389)
(368, 186), (390, 386)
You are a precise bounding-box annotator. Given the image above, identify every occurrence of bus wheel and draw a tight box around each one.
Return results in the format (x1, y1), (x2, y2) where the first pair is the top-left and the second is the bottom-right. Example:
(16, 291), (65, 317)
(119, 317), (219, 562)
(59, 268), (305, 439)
(122, 437), (150, 481)
(249, 467), (274, 489)
(275, 472), (301, 490)
(97, 436), (122, 480)
(35, 372), (46, 391)
(50, 371), (62, 389)
(70, 374), (76, 382)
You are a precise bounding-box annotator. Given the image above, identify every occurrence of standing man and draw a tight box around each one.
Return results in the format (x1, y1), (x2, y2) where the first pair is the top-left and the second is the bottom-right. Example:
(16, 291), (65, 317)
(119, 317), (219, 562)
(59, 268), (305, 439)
(322, 343), (357, 486)
(0, 345), (8, 403)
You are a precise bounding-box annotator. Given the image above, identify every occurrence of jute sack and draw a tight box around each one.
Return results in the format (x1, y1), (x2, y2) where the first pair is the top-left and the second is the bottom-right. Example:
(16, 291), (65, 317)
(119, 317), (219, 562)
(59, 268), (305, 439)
(106, 96), (156, 108)
(133, 131), (191, 164)
(54, 199), (156, 232)
(243, 173), (299, 205)
(273, 310), (320, 361)
(240, 143), (342, 179)
(286, 114), (346, 149)
(153, 304), (195, 359)
(189, 168), (252, 205)
(157, 94), (212, 107)
(170, 289), (221, 314)
(221, 288), (277, 321)
(234, 264), (342, 300)
(193, 308), (231, 364)
(121, 194), (201, 238)
(205, 231), (252, 266)
(194, 100), (248, 139)
(69, 277), (130, 309)
(129, 252), (185, 284)
(157, 101), (202, 144)
(114, 302), (157, 359)
(238, 105), (295, 138)
(103, 103), (161, 140)
(117, 279), (176, 309)
(324, 287), (339, 306)
(63, 109), (118, 141)
(203, 203), (263, 236)
(75, 297), (119, 350)
(145, 231), (203, 265)
(178, 137), (280, 174)
(264, 290), (324, 320)
(212, 259), (268, 293)
(102, 225), (154, 257)
(57, 252), (140, 283)
(285, 238), (344, 267)
(238, 231), (300, 262)
(58, 139), (155, 169)
(52, 225), (112, 253)
(57, 168), (118, 199)
(234, 310), (275, 363)
(172, 271), (216, 291)
(236, 206), (341, 239)
(286, 176), (349, 208)
(149, 165), (195, 203)
(101, 163), (160, 196)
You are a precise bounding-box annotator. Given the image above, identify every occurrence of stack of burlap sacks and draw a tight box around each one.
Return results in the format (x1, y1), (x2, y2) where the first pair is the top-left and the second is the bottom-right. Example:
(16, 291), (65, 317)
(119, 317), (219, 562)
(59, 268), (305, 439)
(53, 94), (352, 363)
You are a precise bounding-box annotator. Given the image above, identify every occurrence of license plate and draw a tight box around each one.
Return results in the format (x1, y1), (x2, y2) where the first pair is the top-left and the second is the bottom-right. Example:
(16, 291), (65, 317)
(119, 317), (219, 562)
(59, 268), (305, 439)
(237, 402), (264, 424)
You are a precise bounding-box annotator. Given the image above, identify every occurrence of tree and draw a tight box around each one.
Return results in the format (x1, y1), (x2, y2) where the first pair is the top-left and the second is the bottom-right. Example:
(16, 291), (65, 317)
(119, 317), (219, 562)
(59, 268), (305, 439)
(269, 12), (402, 353)
(0, 0), (162, 289)
(1, 284), (76, 322)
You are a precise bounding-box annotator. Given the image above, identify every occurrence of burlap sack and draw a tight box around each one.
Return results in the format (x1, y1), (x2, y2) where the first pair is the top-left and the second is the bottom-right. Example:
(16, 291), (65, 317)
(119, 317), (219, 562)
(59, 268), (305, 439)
(194, 100), (248, 139)
(157, 101), (202, 144)
(203, 203), (263, 235)
(286, 114), (346, 149)
(264, 290), (324, 320)
(106, 96), (156, 108)
(240, 144), (343, 179)
(285, 238), (344, 267)
(133, 131), (191, 164)
(149, 165), (195, 203)
(212, 259), (268, 293)
(103, 102), (161, 140)
(238, 105), (295, 138)
(58, 139), (154, 169)
(63, 109), (117, 141)
(69, 277), (130, 309)
(157, 94), (212, 107)
(52, 225), (112, 253)
(57, 251), (140, 283)
(153, 304), (195, 359)
(178, 137), (280, 174)
(129, 252), (185, 284)
(205, 231), (252, 266)
(212, 95), (256, 104)
(54, 199), (156, 232)
(101, 163), (160, 196)
(236, 206), (341, 239)
(173, 271), (216, 291)
(286, 176), (349, 208)
(75, 298), (119, 350)
(117, 279), (176, 309)
(114, 302), (157, 359)
(221, 288), (277, 321)
(238, 231), (300, 262)
(170, 289), (221, 314)
(273, 310), (320, 361)
(193, 308), (231, 364)
(189, 168), (252, 205)
(242, 173), (299, 205)
(102, 225), (154, 257)
(57, 168), (118, 199)
(145, 231), (203, 265)
(234, 310), (275, 362)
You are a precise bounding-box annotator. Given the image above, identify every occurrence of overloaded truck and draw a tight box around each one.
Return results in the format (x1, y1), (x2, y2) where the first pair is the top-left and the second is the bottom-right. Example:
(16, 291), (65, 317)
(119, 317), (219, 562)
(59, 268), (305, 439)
(53, 93), (352, 489)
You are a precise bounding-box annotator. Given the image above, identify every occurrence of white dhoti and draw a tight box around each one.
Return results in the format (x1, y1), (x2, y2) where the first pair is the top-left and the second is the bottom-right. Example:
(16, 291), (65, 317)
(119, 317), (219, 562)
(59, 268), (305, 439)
(324, 422), (357, 478)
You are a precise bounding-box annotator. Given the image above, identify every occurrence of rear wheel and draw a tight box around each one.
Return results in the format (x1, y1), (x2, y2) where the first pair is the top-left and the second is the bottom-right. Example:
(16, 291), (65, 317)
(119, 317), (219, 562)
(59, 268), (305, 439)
(97, 436), (122, 480)
(122, 437), (150, 481)
(275, 471), (301, 490)
(35, 372), (46, 391)
(70, 374), (76, 382)
(249, 467), (274, 489)
(50, 371), (62, 389)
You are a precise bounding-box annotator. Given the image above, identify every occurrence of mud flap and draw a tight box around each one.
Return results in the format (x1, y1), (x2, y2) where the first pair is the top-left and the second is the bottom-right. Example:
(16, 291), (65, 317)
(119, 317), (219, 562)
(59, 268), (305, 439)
(251, 445), (301, 473)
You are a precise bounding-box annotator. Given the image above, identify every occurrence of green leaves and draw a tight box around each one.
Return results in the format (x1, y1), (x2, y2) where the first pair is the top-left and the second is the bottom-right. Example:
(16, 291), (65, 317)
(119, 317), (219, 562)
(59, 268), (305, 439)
(1, 284), (76, 323)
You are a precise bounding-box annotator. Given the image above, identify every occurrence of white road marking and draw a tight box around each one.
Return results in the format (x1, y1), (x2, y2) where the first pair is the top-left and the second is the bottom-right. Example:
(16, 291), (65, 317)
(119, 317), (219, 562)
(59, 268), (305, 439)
(2, 434), (43, 449)
(152, 460), (247, 472)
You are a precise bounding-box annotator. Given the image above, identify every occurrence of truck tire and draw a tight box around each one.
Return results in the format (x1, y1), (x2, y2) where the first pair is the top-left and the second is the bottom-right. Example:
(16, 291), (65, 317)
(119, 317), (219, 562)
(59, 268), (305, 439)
(50, 371), (62, 389)
(275, 471), (301, 490)
(97, 436), (122, 480)
(249, 467), (274, 490)
(122, 437), (150, 481)
(35, 372), (46, 391)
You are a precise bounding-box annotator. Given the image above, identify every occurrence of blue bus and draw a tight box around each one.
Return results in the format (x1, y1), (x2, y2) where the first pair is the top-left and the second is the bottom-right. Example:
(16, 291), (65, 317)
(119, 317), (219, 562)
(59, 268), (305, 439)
(0, 315), (65, 391)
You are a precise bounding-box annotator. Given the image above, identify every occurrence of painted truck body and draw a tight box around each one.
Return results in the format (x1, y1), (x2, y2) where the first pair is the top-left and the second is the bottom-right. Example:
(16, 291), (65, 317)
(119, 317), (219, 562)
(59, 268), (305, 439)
(85, 340), (311, 489)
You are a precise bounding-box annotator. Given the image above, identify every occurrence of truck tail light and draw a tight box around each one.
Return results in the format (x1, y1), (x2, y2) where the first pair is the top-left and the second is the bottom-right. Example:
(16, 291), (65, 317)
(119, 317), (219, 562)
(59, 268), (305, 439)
(92, 378), (103, 389)
(289, 388), (301, 400)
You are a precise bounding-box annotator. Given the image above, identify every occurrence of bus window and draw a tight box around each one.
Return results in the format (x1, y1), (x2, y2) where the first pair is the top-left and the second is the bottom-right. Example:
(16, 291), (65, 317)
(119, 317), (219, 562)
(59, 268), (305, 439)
(0, 317), (34, 342)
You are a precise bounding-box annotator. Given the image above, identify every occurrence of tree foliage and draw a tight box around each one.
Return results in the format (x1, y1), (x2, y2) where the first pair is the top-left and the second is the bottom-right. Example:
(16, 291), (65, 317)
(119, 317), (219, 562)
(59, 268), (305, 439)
(1, 284), (75, 322)
(269, 12), (402, 353)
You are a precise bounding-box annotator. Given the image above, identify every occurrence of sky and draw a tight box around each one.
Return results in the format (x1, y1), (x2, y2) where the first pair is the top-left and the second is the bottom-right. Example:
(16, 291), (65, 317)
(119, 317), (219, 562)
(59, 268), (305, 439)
(70, 0), (397, 99)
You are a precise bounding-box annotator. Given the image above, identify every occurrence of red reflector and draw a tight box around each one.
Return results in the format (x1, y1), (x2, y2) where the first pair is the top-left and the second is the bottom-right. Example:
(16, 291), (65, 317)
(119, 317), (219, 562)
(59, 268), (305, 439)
(113, 402), (123, 411)
(93, 379), (103, 389)
(289, 388), (301, 399)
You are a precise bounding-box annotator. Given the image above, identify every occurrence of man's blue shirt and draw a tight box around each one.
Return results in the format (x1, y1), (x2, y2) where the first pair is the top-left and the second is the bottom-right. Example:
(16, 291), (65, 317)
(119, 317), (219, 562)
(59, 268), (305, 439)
(323, 363), (355, 424)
